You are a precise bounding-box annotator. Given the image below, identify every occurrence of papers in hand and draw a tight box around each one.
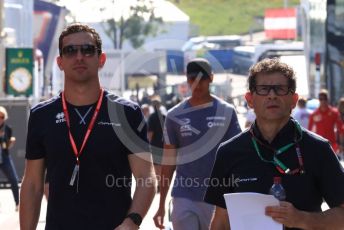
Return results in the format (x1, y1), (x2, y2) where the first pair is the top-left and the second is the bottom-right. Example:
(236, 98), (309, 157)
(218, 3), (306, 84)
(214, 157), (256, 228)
(224, 193), (282, 230)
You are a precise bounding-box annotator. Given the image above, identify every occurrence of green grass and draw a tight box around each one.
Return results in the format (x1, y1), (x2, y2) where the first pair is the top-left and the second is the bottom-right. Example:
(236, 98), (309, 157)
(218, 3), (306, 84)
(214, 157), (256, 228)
(168, 0), (300, 36)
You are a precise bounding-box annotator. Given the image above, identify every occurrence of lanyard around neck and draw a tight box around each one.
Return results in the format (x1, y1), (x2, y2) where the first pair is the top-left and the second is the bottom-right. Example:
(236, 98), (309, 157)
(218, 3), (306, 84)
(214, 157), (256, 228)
(61, 89), (104, 164)
(251, 137), (294, 174)
(250, 121), (305, 175)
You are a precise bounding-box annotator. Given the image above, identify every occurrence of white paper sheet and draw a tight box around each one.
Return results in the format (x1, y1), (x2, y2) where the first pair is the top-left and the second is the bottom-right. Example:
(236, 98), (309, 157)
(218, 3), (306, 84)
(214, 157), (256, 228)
(224, 193), (283, 230)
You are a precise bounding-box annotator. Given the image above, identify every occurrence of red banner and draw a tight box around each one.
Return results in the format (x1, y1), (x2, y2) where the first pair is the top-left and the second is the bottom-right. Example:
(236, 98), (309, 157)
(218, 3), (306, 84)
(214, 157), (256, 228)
(264, 8), (297, 39)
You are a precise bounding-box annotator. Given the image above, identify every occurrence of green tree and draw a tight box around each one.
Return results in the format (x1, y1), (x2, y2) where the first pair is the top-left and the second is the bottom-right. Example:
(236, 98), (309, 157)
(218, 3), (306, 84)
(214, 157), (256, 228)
(47, 0), (162, 49)
(100, 0), (163, 49)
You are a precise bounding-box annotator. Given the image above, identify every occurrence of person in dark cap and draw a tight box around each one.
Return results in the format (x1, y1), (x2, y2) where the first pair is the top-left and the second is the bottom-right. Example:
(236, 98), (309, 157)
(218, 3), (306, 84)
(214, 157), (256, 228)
(186, 58), (212, 77)
(153, 58), (241, 230)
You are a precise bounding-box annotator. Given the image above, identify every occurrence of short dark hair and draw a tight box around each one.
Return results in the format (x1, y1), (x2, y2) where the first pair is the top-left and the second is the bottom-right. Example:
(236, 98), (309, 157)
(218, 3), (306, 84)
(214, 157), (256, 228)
(248, 58), (296, 93)
(58, 23), (102, 56)
(298, 97), (307, 107)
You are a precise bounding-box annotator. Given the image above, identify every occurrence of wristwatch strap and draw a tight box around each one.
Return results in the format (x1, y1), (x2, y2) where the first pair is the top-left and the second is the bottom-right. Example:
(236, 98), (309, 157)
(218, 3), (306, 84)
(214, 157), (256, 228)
(126, 212), (142, 226)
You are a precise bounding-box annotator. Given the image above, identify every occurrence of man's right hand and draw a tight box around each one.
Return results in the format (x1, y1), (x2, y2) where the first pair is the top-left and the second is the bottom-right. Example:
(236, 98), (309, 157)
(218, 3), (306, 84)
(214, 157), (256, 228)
(153, 206), (166, 229)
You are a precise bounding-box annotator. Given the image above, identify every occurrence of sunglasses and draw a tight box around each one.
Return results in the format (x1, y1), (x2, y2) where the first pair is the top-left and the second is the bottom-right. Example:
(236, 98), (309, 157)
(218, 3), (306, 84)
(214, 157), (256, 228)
(0, 116), (4, 119)
(254, 85), (292, 96)
(61, 44), (98, 57)
(319, 97), (328, 101)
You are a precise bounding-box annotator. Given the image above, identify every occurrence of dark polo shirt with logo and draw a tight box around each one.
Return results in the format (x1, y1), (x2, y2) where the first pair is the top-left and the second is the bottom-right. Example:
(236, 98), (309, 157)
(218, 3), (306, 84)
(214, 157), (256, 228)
(204, 118), (344, 230)
(26, 91), (149, 230)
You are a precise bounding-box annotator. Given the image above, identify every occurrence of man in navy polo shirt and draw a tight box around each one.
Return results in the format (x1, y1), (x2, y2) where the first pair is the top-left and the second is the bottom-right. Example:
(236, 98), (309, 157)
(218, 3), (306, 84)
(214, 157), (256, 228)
(205, 58), (344, 230)
(153, 58), (241, 230)
(20, 23), (156, 230)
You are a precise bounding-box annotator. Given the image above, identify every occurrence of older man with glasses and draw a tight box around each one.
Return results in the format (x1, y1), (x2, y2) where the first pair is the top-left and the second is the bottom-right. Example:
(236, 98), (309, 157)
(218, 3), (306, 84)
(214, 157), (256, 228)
(308, 89), (344, 154)
(205, 58), (344, 230)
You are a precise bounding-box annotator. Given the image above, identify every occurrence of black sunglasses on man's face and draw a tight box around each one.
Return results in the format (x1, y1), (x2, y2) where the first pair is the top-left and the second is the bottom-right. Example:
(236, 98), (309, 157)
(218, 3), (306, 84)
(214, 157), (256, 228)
(61, 44), (98, 58)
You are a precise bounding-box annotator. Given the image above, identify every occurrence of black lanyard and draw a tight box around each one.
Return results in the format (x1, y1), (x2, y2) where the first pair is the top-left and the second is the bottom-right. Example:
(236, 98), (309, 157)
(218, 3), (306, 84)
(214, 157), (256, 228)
(250, 121), (305, 175)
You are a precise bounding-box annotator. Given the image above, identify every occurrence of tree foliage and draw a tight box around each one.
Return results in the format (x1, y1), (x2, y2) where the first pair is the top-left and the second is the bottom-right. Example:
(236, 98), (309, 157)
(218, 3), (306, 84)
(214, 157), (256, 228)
(101, 0), (163, 49)
(47, 0), (163, 49)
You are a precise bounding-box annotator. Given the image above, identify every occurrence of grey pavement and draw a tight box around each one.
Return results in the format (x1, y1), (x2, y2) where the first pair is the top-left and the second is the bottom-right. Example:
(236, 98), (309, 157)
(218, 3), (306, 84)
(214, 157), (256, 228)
(0, 188), (20, 230)
(0, 183), (174, 230)
(0, 186), (47, 230)
(0, 184), (165, 230)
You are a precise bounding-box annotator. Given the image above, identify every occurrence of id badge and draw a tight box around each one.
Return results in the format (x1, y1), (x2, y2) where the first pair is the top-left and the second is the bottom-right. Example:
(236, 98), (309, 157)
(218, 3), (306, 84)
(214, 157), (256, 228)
(69, 164), (79, 186)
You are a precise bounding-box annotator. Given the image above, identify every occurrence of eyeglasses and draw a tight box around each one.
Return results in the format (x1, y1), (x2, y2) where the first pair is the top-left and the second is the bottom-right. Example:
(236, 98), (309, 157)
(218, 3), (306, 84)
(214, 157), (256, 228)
(61, 44), (98, 58)
(254, 85), (292, 96)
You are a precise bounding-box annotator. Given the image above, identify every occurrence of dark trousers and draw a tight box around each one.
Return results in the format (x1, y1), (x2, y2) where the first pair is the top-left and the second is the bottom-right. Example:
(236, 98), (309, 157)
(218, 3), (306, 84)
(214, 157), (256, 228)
(0, 153), (19, 205)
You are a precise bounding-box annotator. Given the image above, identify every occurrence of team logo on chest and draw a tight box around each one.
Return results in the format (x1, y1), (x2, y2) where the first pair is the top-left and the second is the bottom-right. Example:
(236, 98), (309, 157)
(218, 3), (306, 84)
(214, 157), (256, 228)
(179, 118), (193, 137)
(206, 116), (226, 128)
(55, 112), (66, 124)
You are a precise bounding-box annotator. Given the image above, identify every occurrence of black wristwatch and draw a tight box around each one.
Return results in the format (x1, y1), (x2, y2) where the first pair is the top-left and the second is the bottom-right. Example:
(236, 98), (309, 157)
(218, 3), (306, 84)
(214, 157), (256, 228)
(126, 212), (142, 226)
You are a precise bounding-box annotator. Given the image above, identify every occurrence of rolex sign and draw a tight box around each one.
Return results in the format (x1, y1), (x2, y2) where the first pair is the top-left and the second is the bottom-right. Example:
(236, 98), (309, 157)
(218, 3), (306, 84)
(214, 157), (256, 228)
(5, 48), (34, 96)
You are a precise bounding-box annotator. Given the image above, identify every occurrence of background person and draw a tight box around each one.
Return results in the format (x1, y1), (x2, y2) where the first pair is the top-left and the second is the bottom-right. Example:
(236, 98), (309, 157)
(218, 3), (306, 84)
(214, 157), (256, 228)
(244, 108), (256, 128)
(205, 58), (344, 230)
(20, 23), (156, 230)
(337, 97), (344, 158)
(0, 106), (19, 211)
(338, 97), (344, 122)
(292, 97), (311, 128)
(147, 95), (165, 193)
(141, 103), (151, 122)
(153, 58), (241, 230)
(308, 89), (344, 154)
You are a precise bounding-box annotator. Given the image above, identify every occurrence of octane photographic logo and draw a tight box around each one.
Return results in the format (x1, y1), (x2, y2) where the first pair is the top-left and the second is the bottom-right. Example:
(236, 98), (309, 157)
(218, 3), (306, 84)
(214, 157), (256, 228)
(106, 38), (231, 166)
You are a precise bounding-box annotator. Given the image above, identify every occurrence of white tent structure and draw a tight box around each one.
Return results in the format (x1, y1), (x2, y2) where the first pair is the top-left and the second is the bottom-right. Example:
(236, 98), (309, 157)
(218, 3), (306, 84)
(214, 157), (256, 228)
(59, 0), (190, 51)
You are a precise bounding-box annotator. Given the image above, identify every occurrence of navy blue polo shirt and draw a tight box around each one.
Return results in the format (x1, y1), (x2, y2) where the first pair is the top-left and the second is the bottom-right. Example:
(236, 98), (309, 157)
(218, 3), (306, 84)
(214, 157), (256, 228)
(26, 91), (149, 230)
(205, 118), (344, 230)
